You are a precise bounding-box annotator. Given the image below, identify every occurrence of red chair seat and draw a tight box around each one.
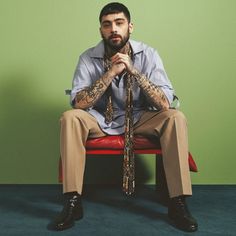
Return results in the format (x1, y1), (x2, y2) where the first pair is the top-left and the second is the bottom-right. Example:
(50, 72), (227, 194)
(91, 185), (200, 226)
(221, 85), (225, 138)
(85, 135), (197, 172)
(86, 135), (159, 150)
(59, 135), (197, 182)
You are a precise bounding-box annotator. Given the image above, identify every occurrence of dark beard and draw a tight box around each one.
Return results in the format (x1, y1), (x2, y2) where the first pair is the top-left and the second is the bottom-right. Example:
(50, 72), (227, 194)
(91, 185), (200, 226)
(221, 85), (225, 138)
(102, 32), (130, 52)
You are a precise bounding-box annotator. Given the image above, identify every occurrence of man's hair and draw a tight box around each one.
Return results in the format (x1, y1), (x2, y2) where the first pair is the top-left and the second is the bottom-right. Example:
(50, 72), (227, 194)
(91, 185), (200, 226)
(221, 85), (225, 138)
(99, 2), (131, 23)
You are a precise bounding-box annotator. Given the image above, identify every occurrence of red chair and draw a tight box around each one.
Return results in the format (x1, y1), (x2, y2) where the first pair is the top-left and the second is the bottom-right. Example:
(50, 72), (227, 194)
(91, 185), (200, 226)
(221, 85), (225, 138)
(59, 135), (197, 200)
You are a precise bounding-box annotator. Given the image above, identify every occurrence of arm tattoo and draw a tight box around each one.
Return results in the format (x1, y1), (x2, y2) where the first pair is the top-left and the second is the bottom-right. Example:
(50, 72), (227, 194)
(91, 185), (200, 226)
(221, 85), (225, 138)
(75, 72), (113, 109)
(133, 70), (169, 110)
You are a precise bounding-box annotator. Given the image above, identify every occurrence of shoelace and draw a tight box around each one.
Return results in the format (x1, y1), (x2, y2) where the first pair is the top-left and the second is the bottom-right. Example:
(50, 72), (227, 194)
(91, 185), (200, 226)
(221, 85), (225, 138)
(69, 196), (78, 207)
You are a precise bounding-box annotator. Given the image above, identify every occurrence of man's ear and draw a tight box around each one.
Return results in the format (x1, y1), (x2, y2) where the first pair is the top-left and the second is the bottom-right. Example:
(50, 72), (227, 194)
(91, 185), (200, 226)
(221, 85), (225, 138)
(99, 27), (102, 38)
(129, 23), (134, 34)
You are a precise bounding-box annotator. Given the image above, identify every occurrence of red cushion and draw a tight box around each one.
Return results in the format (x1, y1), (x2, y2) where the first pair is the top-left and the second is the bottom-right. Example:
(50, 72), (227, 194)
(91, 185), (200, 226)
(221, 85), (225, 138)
(188, 153), (198, 172)
(86, 135), (159, 149)
(86, 135), (197, 172)
(58, 135), (198, 183)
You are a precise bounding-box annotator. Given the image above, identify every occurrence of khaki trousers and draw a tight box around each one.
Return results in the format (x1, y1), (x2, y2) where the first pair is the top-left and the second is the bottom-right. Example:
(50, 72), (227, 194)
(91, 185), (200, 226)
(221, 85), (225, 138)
(60, 109), (192, 198)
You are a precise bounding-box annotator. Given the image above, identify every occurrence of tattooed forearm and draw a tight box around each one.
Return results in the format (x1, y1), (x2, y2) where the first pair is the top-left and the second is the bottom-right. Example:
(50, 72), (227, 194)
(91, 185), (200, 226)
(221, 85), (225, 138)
(74, 71), (114, 109)
(132, 70), (169, 110)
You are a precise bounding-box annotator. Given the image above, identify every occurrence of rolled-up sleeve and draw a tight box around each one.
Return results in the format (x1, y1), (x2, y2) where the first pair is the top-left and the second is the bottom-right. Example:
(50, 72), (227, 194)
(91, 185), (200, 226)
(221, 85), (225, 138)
(145, 49), (174, 105)
(70, 55), (92, 105)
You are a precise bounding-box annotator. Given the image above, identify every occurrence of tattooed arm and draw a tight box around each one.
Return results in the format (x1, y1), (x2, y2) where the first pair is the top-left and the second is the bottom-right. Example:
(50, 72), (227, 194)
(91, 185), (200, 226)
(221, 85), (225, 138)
(74, 62), (125, 109)
(111, 52), (170, 110)
(132, 69), (170, 110)
(74, 71), (113, 109)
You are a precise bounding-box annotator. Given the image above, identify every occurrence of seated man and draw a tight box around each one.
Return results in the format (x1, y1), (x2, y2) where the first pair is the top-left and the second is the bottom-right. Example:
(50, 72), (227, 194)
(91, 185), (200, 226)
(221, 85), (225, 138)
(51, 2), (198, 232)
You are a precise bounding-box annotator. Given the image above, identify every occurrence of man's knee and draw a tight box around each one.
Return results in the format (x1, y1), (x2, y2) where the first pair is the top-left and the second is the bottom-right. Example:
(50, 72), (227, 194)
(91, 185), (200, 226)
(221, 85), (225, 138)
(60, 109), (88, 122)
(154, 109), (187, 128)
(166, 109), (187, 122)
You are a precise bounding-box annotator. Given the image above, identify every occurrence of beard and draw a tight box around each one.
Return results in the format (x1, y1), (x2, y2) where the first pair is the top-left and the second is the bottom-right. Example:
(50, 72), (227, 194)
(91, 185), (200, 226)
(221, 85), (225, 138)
(102, 30), (130, 51)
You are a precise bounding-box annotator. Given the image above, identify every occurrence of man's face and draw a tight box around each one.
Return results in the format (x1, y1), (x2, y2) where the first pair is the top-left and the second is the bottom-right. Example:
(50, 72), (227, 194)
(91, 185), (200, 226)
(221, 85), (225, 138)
(100, 12), (133, 50)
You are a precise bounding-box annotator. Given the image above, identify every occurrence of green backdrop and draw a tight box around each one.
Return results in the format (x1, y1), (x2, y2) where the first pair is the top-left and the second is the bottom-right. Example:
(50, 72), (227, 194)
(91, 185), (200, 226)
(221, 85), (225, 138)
(0, 0), (236, 185)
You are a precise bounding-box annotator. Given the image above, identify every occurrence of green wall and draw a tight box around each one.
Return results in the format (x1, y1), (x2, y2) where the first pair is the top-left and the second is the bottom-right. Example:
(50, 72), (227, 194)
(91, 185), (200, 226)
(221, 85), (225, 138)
(0, 0), (236, 184)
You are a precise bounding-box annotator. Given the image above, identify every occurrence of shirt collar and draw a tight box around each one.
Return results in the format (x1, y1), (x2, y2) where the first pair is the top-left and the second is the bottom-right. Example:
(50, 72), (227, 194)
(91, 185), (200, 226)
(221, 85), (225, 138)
(89, 39), (144, 58)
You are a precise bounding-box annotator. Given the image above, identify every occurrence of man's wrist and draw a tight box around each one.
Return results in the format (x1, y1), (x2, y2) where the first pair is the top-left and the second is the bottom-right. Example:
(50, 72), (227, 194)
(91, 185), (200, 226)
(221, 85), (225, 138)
(129, 67), (137, 76)
(106, 69), (116, 78)
(131, 69), (145, 84)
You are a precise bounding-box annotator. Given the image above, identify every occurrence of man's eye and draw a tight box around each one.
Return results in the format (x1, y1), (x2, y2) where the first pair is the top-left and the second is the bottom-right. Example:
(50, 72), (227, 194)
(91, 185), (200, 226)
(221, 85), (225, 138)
(116, 22), (123, 25)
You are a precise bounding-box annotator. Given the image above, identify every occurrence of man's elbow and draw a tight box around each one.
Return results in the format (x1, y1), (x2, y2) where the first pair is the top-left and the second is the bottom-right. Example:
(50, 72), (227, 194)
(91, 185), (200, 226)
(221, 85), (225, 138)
(74, 102), (88, 110)
(164, 98), (170, 109)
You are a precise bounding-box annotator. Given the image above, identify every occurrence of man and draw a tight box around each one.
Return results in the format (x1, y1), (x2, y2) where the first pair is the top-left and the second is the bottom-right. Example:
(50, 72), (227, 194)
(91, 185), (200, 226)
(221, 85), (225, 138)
(51, 2), (198, 232)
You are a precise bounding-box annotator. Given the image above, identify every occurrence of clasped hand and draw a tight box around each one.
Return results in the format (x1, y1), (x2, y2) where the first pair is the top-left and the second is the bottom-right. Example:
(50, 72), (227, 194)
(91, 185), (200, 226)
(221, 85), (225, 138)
(109, 53), (135, 77)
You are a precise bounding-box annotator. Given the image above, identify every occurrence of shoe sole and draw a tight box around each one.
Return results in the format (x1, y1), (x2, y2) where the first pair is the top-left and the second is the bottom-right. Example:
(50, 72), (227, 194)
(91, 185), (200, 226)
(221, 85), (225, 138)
(168, 214), (198, 232)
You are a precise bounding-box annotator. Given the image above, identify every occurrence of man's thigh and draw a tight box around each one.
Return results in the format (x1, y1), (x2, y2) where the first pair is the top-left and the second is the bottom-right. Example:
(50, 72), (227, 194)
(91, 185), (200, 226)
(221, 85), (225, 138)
(61, 109), (106, 138)
(134, 109), (183, 137)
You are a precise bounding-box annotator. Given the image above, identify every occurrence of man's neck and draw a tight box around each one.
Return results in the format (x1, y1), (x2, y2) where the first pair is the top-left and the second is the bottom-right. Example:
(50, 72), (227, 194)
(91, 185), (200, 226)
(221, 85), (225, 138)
(105, 41), (130, 58)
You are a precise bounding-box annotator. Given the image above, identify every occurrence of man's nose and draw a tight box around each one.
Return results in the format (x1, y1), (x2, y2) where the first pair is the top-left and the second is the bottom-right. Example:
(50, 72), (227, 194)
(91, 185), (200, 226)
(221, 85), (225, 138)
(111, 23), (118, 33)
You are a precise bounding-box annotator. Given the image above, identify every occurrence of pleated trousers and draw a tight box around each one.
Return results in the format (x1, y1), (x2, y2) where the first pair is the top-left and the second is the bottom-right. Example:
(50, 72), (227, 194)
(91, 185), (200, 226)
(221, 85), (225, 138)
(60, 109), (192, 198)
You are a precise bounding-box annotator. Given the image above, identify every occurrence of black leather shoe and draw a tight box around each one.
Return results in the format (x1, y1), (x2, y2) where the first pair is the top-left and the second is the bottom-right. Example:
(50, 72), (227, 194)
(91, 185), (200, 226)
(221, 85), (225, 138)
(50, 193), (83, 231)
(168, 196), (198, 232)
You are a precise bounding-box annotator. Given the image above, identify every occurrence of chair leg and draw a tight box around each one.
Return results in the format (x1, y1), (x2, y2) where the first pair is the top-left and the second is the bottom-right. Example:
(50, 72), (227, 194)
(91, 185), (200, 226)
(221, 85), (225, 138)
(156, 154), (169, 205)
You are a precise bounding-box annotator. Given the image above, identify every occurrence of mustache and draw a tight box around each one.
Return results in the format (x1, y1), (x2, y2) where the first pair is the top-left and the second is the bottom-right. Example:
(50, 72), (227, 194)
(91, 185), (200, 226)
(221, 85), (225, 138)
(109, 34), (122, 40)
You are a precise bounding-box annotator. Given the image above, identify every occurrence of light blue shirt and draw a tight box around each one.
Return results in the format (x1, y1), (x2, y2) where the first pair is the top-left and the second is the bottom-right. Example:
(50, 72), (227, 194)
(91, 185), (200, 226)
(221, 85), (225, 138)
(71, 40), (175, 135)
